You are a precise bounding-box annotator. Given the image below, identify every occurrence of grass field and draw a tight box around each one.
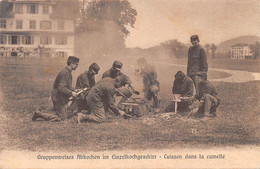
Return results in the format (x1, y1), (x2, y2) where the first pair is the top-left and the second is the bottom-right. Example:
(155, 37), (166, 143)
(0, 57), (259, 152)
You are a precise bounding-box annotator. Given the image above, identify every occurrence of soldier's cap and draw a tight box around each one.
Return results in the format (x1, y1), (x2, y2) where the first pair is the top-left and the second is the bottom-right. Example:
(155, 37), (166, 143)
(89, 62), (100, 74)
(190, 35), (200, 42)
(67, 56), (79, 64)
(175, 71), (185, 80)
(112, 60), (123, 70)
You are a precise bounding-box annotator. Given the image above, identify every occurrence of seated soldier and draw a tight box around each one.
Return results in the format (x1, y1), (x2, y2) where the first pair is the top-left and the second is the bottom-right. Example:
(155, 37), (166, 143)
(194, 80), (220, 119)
(164, 71), (195, 113)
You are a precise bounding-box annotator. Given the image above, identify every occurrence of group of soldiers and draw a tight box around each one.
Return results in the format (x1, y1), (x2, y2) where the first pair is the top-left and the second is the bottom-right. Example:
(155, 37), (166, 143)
(165, 35), (220, 120)
(32, 34), (220, 123)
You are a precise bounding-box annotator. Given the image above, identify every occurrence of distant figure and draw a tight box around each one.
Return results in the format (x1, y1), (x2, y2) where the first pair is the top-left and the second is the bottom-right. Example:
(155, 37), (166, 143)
(68, 62), (101, 115)
(32, 56), (79, 121)
(136, 57), (160, 111)
(195, 80), (220, 120)
(164, 71), (195, 112)
(76, 75), (130, 124)
(187, 35), (208, 97)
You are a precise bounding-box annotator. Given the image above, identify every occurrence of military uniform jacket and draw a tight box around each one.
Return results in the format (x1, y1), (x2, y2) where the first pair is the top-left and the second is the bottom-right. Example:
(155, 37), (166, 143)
(187, 45), (208, 77)
(172, 75), (194, 97)
(198, 80), (218, 100)
(86, 78), (120, 114)
(102, 68), (123, 79)
(51, 67), (74, 104)
(76, 71), (95, 89)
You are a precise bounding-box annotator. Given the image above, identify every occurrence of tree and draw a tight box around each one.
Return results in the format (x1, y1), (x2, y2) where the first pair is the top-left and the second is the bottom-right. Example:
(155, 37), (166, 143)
(205, 43), (211, 58)
(211, 43), (217, 58)
(76, 0), (137, 38)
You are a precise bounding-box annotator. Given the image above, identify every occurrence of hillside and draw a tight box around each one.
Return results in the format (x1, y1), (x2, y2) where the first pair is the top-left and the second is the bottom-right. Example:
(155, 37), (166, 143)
(217, 35), (260, 53)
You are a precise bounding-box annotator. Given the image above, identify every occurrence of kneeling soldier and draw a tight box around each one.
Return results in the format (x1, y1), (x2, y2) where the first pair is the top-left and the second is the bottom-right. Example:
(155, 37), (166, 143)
(76, 75), (130, 123)
(32, 56), (79, 121)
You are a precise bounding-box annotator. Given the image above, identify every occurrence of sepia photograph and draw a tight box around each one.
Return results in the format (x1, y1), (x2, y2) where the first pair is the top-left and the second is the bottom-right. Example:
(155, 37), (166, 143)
(0, 0), (259, 168)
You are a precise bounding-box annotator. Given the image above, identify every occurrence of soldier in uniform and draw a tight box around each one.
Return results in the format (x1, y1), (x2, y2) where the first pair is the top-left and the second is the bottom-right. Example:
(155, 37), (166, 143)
(196, 80), (220, 120)
(76, 75), (130, 124)
(102, 60), (123, 79)
(103, 60), (136, 98)
(32, 56), (80, 121)
(187, 35), (208, 97)
(76, 62), (100, 89)
(68, 62), (101, 116)
(136, 57), (160, 112)
(164, 71), (194, 112)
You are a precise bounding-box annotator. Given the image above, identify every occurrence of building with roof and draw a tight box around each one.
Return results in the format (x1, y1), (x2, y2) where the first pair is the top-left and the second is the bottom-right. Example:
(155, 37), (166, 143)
(0, 0), (77, 58)
(231, 43), (253, 59)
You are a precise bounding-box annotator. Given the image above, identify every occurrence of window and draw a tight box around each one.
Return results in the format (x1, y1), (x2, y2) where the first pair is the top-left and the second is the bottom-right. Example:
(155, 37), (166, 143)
(8, 36), (20, 45)
(55, 36), (67, 45)
(27, 4), (38, 14)
(16, 20), (23, 29)
(0, 20), (6, 28)
(40, 21), (52, 30)
(0, 35), (7, 44)
(22, 36), (34, 45)
(40, 36), (52, 45)
(29, 20), (36, 29)
(42, 5), (49, 14)
(15, 4), (23, 14)
(56, 51), (68, 58)
(57, 21), (65, 30)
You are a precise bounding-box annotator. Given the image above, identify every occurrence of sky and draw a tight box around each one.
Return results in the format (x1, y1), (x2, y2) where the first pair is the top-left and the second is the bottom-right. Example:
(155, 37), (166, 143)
(125, 0), (260, 48)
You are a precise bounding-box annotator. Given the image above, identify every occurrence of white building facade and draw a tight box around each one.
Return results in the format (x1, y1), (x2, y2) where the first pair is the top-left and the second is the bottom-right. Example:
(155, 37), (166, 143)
(231, 44), (253, 59)
(0, 0), (75, 58)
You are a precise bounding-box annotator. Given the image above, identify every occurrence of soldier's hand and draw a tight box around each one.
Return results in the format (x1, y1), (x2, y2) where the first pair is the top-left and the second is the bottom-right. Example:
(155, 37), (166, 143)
(118, 110), (126, 116)
(72, 92), (77, 97)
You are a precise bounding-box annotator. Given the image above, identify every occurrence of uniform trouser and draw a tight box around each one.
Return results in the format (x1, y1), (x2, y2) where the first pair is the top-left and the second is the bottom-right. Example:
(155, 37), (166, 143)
(190, 75), (207, 96)
(53, 101), (68, 120)
(32, 101), (68, 122)
(200, 94), (218, 116)
(80, 101), (106, 123)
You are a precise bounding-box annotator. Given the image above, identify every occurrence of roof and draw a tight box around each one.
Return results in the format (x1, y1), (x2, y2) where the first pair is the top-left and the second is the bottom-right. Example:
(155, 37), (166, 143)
(0, 1), (14, 18)
(231, 43), (249, 47)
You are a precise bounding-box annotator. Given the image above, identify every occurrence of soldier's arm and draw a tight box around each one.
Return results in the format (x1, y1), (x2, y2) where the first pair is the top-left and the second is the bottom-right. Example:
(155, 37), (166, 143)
(172, 81), (177, 94)
(183, 80), (194, 97)
(200, 48), (208, 73)
(106, 89), (120, 115)
(58, 73), (74, 96)
(187, 47), (192, 76)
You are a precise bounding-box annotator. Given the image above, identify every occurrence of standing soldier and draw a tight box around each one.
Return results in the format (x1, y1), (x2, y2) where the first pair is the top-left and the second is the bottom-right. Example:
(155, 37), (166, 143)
(32, 56), (79, 121)
(76, 75), (130, 123)
(187, 35), (208, 98)
(136, 57), (160, 112)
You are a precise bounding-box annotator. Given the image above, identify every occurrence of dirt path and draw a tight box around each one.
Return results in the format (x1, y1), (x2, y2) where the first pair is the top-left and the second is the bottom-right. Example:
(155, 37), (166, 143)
(159, 62), (260, 83)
